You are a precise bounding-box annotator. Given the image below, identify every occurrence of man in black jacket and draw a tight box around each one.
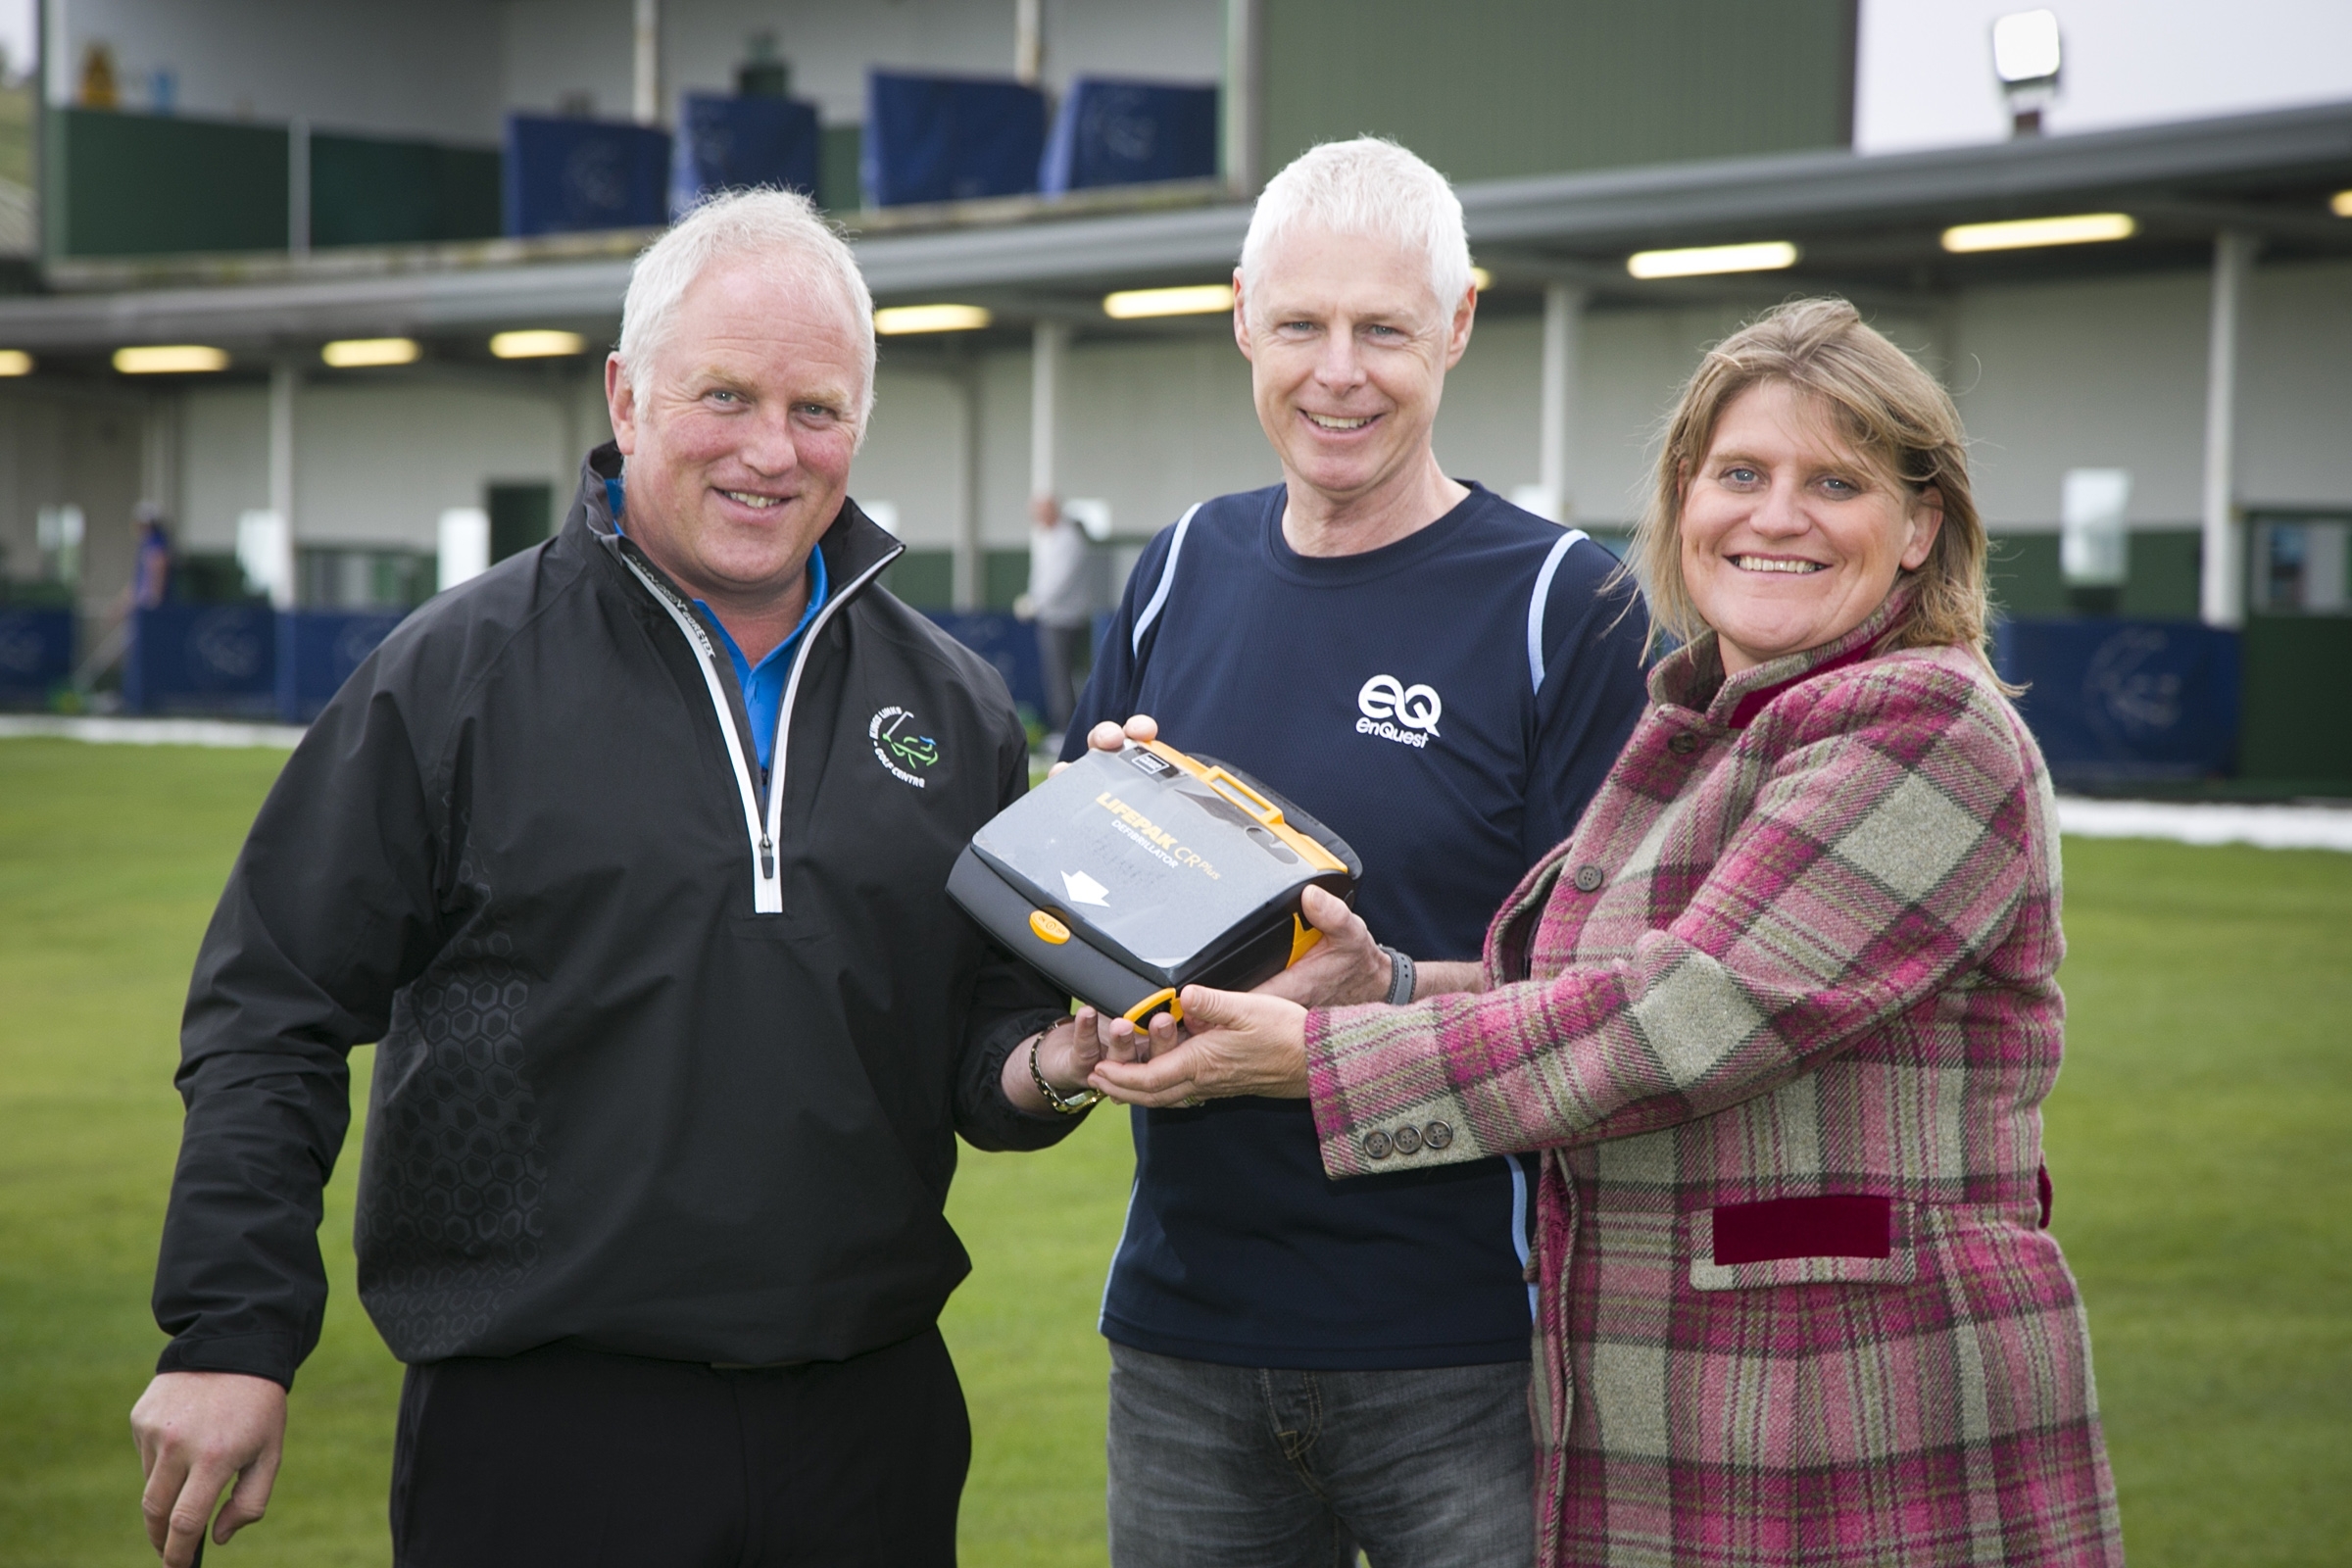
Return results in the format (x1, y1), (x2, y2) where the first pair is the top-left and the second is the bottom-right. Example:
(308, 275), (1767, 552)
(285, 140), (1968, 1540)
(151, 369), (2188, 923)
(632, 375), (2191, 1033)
(130, 189), (1104, 1568)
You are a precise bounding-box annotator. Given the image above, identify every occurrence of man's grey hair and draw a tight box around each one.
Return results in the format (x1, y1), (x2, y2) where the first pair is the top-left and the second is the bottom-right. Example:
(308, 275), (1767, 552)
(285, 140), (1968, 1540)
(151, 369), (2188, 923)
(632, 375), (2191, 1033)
(616, 187), (876, 431)
(1237, 138), (1473, 323)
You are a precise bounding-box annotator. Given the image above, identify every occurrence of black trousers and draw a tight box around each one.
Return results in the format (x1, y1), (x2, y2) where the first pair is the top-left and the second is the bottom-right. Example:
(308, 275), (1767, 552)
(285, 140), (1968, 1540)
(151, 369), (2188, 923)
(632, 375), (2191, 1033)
(389, 1329), (969, 1567)
(1037, 619), (1092, 733)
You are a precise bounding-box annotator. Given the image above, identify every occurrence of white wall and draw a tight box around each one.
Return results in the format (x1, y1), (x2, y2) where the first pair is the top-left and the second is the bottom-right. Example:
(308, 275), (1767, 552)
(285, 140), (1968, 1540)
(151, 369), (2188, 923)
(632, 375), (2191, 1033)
(0, 383), (149, 612)
(846, 365), (970, 548)
(178, 387), (266, 550)
(1856, 0), (2352, 156)
(1950, 258), (2352, 527)
(502, 0), (1222, 125)
(179, 374), (595, 552)
(52, 0), (506, 140)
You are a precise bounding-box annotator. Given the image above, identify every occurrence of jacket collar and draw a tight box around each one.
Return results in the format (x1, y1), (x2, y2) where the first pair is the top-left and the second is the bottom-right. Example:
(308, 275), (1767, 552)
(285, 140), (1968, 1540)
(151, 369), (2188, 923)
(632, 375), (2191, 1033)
(1651, 583), (1916, 729)
(566, 441), (906, 612)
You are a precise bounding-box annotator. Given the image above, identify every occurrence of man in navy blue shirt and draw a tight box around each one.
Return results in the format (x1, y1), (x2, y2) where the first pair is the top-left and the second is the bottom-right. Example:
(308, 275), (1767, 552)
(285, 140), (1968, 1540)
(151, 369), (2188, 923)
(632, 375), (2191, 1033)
(1062, 139), (1649, 1567)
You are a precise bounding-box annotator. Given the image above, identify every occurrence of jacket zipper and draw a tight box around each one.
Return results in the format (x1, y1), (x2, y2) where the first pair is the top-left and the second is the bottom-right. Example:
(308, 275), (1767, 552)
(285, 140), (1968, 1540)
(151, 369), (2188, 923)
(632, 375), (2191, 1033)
(619, 552), (782, 911)
(619, 541), (903, 913)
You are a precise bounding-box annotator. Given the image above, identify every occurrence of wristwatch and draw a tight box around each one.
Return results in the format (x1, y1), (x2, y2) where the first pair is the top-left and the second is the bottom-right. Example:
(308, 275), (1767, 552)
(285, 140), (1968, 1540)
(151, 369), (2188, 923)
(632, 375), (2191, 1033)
(1028, 1022), (1102, 1114)
(1381, 946), (1416, 1006)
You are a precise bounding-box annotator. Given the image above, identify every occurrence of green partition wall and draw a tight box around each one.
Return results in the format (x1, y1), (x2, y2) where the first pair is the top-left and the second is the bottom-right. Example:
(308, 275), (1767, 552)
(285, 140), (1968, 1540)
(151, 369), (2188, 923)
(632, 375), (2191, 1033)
(46, 109), (501, 258)
(2239, 617), (2352, 791)
(1255, 0), (1856, 183)
(46, 107), (288, 257)
(310, 132), (501, 248)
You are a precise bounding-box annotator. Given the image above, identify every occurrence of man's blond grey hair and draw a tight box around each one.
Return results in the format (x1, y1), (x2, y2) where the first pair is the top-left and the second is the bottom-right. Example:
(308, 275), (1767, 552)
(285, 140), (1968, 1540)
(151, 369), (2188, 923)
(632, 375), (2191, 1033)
(616, 187), (876, 431)
(1238, 138), (1474, 323)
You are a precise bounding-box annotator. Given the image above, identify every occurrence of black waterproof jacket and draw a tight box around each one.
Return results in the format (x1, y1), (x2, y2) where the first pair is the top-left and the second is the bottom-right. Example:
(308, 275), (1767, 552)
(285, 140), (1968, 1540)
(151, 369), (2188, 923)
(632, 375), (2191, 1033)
(153, 446), (1074, 1387)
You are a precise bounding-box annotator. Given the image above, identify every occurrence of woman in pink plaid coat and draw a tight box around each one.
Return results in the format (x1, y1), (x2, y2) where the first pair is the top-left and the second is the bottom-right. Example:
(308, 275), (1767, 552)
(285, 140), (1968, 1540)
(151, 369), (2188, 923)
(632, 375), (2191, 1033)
(1092, 299), (2126, 1566)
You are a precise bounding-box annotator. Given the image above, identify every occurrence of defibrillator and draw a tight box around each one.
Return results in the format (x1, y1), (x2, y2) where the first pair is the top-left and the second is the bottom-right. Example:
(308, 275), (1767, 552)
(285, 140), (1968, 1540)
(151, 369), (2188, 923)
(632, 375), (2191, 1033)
(948, 740), (1362, 1026)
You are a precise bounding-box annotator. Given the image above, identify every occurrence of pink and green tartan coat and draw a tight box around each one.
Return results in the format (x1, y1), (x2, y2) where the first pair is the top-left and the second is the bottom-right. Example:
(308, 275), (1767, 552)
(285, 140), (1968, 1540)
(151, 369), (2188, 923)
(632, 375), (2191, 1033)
(1305, 596), (2125, 1567)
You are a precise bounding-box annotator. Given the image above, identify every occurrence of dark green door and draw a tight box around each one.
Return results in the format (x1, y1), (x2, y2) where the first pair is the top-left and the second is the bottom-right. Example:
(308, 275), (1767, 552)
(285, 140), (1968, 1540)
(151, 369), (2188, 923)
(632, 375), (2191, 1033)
(488, 483), (554, 564)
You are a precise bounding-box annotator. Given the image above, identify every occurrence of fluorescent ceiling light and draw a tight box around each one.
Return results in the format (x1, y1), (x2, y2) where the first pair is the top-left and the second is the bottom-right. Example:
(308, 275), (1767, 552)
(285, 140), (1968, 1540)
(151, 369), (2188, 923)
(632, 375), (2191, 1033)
(0, 350), (30, 376)
(2332, 189), (2352, 219)
(1941, 213), (2134, 253)
(1626, 241), (1798, 280)
(1992, 10), (2062, 84)
(874, 304), (993, 334)
(115, 345), (229, 373)
(1102, 284), (1232, 319)
(490, 329), (587, 359)
(321, 337), (419, 368)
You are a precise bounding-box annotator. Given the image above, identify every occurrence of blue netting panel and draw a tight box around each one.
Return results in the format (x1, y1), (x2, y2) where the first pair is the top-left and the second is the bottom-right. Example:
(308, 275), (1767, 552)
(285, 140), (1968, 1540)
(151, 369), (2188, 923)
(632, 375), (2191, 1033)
(671, 93), (822, 216)
(1040, 77), (1218, 195)
(864, 73), (1047, 207)
(1993, 617), (2241, 785)
(504, 116), (671, 236)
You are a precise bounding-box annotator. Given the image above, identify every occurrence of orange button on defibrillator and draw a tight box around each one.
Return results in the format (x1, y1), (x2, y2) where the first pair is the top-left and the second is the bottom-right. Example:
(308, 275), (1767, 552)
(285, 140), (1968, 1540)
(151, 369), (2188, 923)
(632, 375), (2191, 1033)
(1029, 909), (1072, 945)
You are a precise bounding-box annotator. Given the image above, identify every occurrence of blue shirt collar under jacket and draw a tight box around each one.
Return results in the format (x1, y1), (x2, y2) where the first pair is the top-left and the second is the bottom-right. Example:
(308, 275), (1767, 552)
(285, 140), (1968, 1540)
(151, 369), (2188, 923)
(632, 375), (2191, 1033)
(610, 474), (831, 775)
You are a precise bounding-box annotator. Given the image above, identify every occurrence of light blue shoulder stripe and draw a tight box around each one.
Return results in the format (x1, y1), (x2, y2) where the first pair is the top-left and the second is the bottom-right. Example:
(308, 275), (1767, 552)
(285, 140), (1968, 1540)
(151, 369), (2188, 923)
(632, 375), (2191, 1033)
(1507, 1155), (1537, 1320)
(1525, 528), (1590, 693)
(1132, 503), (1202, 657)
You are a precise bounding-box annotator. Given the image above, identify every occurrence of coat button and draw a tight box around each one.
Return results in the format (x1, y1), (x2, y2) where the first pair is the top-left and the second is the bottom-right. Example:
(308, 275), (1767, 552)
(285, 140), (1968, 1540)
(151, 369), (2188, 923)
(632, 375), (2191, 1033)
(1667, 732), (1698, 756)
(1572, 863), (1605, 893)
(1363, 1130), (1393, 1160)
(1424, 1119), (1454, 1150)
(1393, 1123), (1423, 1155)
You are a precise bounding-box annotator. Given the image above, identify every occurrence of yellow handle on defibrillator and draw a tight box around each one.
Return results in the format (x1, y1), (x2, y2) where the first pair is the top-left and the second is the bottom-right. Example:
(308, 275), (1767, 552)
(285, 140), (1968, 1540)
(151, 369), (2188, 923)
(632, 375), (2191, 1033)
(1200, 766), (1285, 827)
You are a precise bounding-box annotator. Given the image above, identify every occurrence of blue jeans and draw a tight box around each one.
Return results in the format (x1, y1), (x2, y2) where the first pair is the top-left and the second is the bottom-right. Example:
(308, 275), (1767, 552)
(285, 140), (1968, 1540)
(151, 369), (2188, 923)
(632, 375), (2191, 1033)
(1105, 1344), (1536, 1568)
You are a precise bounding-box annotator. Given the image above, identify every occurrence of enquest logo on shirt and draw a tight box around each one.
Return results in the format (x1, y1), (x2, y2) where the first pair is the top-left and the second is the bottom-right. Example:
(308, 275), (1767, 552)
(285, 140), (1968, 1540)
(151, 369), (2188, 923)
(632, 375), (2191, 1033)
(1355, 675), (1443, 749)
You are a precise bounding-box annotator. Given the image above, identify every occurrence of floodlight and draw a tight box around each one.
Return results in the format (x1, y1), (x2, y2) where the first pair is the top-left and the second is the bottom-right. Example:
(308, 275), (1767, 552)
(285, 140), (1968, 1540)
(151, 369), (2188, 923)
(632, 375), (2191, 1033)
(115, 345), (229, 373)
(0, 350), (30, 376)
(1626, 241), (1799, 280)
(490, 330), (588, 359)
(1102, 285), (1232, 319)
(1940, 214), (2134, 253)
(321, 337), (420, 368)
(1992, 10), (2062, 84)
(873, 304), (993, 334)
(2332, 190), (2352, 219)
(1471, 267), (1493, 291)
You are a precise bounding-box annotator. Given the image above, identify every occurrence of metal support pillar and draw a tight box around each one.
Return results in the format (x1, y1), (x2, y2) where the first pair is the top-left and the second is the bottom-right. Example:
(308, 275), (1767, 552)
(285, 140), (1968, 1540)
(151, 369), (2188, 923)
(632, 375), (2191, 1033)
(1222, 0), (1261, 195)
(42, 0), (70, 108)
(632, 0), (662, 126)
(269, 363), (298, 607)
(1535, 283), (1586, 524)
(141, 391), (179, 519)
(952, 351), (983, 612)
(1030, 320), (1066, 506)
(2200, 230), (2256, 628)
(1014, 0), (1043, 85)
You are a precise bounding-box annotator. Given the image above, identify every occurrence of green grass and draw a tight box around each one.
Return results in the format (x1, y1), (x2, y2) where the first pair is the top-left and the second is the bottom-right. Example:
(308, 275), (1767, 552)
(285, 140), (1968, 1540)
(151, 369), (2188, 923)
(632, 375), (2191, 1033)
(1, 736), (2346, 1565)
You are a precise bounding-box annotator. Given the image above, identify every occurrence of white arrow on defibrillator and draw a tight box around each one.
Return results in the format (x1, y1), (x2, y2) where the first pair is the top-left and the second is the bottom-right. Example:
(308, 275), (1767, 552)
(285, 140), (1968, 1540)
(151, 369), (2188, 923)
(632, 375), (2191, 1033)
(1061, 869), (1110, 906)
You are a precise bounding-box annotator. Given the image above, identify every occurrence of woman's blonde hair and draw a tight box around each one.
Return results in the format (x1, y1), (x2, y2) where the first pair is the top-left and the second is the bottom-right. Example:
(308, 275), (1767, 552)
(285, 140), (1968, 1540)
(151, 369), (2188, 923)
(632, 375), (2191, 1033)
(1626, 298), (1997, 672)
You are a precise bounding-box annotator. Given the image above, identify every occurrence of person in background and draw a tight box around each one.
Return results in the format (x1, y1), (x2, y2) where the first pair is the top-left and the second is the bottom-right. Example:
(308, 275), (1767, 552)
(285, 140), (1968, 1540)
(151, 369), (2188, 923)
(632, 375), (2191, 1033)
(127, 189), (1109, 1568)
(131, 505), (173, 610)
(1026, 492), (1098, 740)
(1094, 298), (2126, 1568)
(1063, 137), (1650, 1568)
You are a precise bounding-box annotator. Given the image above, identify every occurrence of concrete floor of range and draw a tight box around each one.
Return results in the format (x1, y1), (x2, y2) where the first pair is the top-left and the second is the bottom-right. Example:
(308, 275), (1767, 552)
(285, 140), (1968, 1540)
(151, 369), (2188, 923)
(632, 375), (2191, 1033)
(8, 714), (2351, 856)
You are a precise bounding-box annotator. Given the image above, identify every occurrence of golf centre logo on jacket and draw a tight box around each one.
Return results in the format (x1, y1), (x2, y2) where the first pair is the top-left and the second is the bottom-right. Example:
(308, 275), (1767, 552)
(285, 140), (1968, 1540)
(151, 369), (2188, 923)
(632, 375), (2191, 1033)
(869, 706), (940, 787)
(1355, 674), (1443, 749)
